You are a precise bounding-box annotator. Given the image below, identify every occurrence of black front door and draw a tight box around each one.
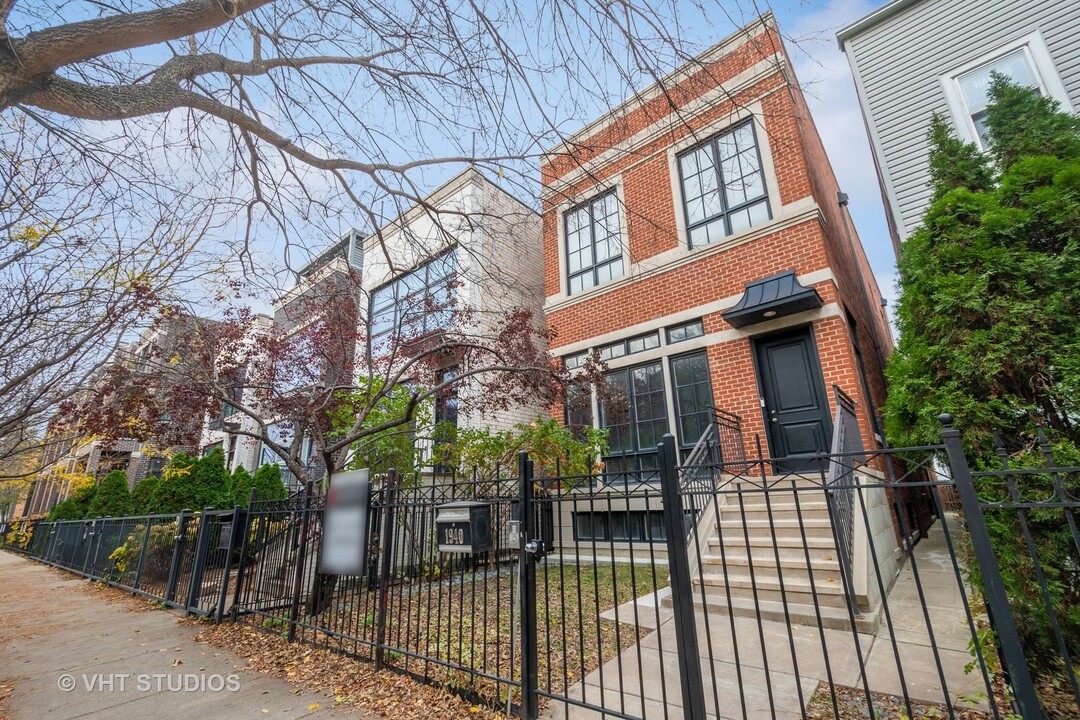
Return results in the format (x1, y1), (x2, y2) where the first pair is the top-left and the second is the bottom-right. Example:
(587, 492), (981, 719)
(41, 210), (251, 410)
(753, 327), (832, 470)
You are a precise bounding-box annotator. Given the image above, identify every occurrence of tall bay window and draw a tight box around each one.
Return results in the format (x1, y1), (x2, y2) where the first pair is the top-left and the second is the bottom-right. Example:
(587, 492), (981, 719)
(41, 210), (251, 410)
(670, 351), (714, 457)
(600, 362), (668, 483)
(565, 192), (624, 295)
(677, 122), (770, 248)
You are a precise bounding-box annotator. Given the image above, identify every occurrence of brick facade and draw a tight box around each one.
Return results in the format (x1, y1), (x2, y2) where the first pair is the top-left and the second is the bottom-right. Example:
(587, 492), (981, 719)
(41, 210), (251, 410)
(541, 15), (892, 464)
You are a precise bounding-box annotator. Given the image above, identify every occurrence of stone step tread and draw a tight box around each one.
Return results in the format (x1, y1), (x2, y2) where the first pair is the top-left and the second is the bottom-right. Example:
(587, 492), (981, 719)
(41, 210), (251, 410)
(716, 502), (833, 514)
(691, 594), (871, 630)
(716, 518), (833, 528)
(700, 553), (841, 570)
(696, 573), (846, 594)
(706, 535), (837, 548)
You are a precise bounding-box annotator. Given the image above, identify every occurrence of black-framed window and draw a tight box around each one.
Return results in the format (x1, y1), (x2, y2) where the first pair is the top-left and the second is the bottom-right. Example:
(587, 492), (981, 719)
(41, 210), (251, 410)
(434, 368), (459, 435)
(670, 351), (714, 452)
(677, 122), (770, 248)
(565, 192), (624, 295)
(564, 380), (593, 442)
(600, 361), (667, 482)
(666, 319), (704, 344)
(369, 250), (456, 346)
(432, 367), (459, 468)
(563, 351), (588, 370)
(574, 510), (666, 543)
(598, 331), (659, 361)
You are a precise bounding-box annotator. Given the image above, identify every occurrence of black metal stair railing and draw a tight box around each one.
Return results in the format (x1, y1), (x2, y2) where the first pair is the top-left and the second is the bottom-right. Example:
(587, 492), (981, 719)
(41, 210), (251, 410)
(825, 385), (865, 615)
(678, 407), (747, 535)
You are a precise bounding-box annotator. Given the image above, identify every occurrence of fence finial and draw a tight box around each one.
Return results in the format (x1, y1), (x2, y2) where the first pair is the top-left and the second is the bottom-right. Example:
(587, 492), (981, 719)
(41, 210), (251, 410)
(993, 431), (1010, 469)
(938, 413), (954, 428)
(1036, 427), (1055, 467)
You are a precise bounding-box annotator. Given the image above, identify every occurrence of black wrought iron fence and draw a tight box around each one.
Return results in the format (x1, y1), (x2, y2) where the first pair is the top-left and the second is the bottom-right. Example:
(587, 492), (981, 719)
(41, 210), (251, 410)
(230, 468), (526, 712)
(5, 419), (1078, 719)
(2, 507), (247, 617)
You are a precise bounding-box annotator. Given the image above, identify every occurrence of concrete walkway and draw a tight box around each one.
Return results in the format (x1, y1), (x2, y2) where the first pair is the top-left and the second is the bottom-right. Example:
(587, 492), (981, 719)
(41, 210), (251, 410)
(0, 551), (362, 720)
(546, 517), (990, 719)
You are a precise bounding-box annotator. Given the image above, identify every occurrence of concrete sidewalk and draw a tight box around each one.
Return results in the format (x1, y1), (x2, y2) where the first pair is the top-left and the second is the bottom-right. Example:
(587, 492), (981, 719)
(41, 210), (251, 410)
(0, 551), (361, 720)
(547, 516), (990, 719)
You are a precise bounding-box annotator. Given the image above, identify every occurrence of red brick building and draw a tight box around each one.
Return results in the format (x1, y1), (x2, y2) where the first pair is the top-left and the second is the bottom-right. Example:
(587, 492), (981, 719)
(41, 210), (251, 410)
(542, 15), (893, 478)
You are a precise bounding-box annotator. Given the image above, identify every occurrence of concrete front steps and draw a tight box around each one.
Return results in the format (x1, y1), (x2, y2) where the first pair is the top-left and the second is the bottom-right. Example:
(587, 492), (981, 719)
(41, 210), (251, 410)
(686, 476), (880, 633)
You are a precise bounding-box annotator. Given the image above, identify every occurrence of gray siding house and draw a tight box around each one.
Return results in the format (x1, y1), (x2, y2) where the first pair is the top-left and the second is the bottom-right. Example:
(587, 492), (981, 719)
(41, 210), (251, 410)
(838, 0), (1080, 253)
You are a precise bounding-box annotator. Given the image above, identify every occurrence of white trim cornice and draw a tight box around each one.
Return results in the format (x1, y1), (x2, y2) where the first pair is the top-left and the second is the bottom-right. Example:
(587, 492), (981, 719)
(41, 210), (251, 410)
(541, 60), (788, 198)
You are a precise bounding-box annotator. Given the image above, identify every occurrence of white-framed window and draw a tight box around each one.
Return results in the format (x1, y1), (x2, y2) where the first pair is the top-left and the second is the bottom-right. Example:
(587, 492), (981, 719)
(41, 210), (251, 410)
(942, 32), (1072, 149)
(564, 191), (624, 295)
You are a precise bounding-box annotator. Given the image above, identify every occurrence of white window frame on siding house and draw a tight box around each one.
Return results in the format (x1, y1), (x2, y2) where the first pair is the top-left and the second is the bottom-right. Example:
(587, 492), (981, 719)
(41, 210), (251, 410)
(941, 31), (1073, 149)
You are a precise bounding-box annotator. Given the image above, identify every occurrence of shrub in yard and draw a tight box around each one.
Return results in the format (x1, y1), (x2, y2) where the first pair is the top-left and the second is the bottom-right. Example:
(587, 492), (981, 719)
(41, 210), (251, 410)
(229, 465), (252, 506)
(130, 474), (161, 515)
(241, 463), (288, 504)
(431, 417), (608, 484)
(86, 470), (132, 518)
(885, 78), (1080, 674)
(47, 483), (97, 521)
(151, 449), (230, 513)
(109, 520), (179, 578)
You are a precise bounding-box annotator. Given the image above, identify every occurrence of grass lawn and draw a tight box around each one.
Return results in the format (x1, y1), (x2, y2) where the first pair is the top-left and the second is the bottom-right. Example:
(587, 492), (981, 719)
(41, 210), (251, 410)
(277, 560), (669, 711)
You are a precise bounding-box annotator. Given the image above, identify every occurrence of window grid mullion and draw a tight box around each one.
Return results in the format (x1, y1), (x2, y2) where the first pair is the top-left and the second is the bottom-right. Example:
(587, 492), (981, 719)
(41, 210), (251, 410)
(627, 368), (640, 454)
(589, 198), (600, 288)
(711, 135), (733, 237)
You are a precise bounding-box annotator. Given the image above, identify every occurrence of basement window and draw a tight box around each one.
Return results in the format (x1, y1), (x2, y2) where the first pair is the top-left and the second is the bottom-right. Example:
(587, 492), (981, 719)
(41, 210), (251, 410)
(573, 510), (666, 543)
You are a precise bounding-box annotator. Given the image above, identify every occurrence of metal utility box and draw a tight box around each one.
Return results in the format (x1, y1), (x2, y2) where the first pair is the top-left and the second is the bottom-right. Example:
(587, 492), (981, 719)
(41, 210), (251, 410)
(436, 501), (492, 554)
(217, 521), (233, 550)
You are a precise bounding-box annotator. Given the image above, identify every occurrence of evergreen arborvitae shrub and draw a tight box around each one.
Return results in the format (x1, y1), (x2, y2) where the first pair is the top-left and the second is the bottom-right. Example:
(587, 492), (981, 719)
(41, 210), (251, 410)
(48, 495), (84, 521)
(886, 77), (1080, 452)
(47, 483), (98, 521)
(151, 450), (231, 513)
(885, 76), (1080, 671)
(130, 475), (161, 515)
(86, 470), (132, 518)
(229, 465), (252, 507)
(249, 463), (287, 503)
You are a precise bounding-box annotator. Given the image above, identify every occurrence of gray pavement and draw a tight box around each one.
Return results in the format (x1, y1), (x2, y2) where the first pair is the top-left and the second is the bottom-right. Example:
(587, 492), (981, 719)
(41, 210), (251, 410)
(0, 551), (362, 720)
